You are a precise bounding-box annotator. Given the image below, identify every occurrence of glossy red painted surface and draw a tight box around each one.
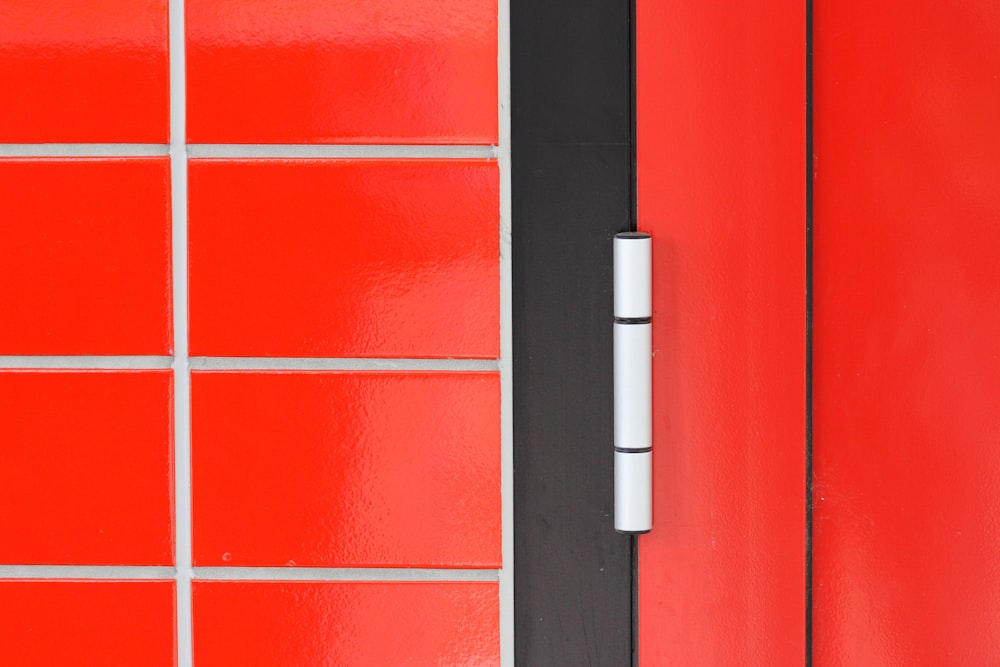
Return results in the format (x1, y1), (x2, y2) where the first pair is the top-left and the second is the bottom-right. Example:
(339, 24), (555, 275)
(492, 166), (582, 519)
(188, 159), (498, 358)
(0, 580), (176, 666)
(0, 0), (168, 142)
(191, 372), (500, 567)
(186, 0), (497, 144)
(194, 581), (498, 667)
(0, 371), (174, 566)
(636, 0), (806, 662)
(813, 2), (1000, 663)
(0, 159), (172, 355)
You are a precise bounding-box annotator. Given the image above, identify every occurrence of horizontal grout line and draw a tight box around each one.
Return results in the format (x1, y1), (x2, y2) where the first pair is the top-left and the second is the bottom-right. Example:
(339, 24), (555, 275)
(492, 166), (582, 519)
(190, 357), (500, 371)
(0, 144), (169, 157)
(0, 144), (497, 159)
(0, 565), (176, 579)
(188, 144), (498, 159)
(0, 356), (173, 369)
(195, 567), (500, 582)
(0, 356), (499, 371)
(0, 565), (498, 582)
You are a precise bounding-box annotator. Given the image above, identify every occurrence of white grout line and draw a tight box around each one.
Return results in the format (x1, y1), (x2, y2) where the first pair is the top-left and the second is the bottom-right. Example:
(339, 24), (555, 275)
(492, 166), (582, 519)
(498, 0), (514, 664)
(0, 144), (169, 157)
(0, 356), (174, 369)
(0, 566), (177, 579)
(0, 565), (498, 582)
(168, 0), (192, 663)
(0, 357), (498, 371)
(188, 144), (498, 159)
(190, 357), (499, 371)
(0, 144), (496, 159)
(194, 567), (499, 582)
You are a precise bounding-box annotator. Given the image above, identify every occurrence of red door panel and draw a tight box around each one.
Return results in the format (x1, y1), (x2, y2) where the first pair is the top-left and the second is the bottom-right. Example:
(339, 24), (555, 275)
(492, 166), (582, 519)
(636, 0), (807, 663)
(813, 1), (1000, 663)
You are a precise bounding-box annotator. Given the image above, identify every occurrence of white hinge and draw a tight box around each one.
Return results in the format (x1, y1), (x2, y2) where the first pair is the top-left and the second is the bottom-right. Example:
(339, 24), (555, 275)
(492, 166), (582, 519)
(613, 232), (652, 534)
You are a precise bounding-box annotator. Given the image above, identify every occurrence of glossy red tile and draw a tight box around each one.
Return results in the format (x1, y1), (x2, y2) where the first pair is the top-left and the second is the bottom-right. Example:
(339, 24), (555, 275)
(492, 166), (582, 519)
(194, 581), (498, 667)
(0, 0), (168, 142)
(0, 159), (172, 355)
(0, 371), (174, 566)
(186, 0), (497, 144)
(188, 159), (498, 358)
(192, 372), (500, 568)
(0, 580), (176, 666)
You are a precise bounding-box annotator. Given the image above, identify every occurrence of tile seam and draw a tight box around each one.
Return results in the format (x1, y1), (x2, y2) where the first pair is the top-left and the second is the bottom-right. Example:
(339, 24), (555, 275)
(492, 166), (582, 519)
(0, 144), (497, 159)
(498, 0), (514, 663)
(167, 0), (192, 662)
(0, 566), (499, 582)
(0, 356), (500, 371)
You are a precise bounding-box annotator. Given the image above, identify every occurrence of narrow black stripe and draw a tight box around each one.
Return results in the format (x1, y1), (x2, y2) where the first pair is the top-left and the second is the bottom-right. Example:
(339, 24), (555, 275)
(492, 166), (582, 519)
(615, 447), (653, 454)
(614, 317), (651, 325)
(805, 0), (815, 663)
(629, 0), (640, 664)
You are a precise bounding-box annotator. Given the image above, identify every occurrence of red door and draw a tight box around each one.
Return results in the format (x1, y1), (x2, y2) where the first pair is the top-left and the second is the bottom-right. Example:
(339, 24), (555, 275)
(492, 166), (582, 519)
(812, 1), (1000, 662)
(638, 0), (1000, 664)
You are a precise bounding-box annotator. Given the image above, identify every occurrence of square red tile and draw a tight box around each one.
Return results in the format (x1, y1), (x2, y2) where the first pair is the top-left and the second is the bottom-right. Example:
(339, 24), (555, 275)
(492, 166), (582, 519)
(192, 371), (500, 568)
(194, 581), (498, 667)
(188, 159), (498, 358)
(0, 0), (169, 142)
(186, 0), (497, 144)
(0, 580), (176, 666)
(0, 159), (172, 355)
(0, 371), (174, 566)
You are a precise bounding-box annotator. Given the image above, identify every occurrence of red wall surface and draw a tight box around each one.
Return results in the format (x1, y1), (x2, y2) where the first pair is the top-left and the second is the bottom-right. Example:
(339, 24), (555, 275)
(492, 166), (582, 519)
(0, 1), (502, 664)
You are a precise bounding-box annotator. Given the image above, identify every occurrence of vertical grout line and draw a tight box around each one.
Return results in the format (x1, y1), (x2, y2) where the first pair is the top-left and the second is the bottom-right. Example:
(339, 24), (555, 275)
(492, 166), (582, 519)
(497, 0), (514, 663)
(804, 0), (815, 663)
(168, 0), (193, 664)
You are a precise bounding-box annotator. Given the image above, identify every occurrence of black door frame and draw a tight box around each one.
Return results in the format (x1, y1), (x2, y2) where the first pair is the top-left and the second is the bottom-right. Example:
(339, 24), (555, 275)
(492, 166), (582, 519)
(512, 0), (636, 664)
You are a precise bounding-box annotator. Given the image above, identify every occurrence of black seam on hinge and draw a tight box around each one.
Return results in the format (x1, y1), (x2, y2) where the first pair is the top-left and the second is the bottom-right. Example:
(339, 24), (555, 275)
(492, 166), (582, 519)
(805, 0), (815, 663)
(615, 316), (652, 325)
(615, 447), (653, 454)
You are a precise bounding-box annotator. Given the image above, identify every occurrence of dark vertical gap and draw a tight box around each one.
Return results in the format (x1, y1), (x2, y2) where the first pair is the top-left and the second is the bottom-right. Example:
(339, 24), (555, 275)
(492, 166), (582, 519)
(628, 0), (640, 666)
(805, 0), (815, 664)
(630, 0), (638, 234)
(630, 536), (639, 667)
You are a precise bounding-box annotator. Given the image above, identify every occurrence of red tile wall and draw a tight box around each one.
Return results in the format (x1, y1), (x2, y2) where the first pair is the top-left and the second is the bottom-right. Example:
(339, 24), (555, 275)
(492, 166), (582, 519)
(0, 580), (176, 667)
(2, 0), (501, 663)
(186, 0), (498, 144)
(188, 159), (499, 358)
(0, 371), (174, 566)
(0, 0), (170, 143)
(192, 372), (500, 568)
(0, 158), (173, 355)
(194, 581), (499, 667)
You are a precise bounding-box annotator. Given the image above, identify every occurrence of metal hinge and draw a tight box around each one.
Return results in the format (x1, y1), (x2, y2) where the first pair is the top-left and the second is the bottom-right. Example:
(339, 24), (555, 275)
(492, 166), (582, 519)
(613, 232), (652, 534)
